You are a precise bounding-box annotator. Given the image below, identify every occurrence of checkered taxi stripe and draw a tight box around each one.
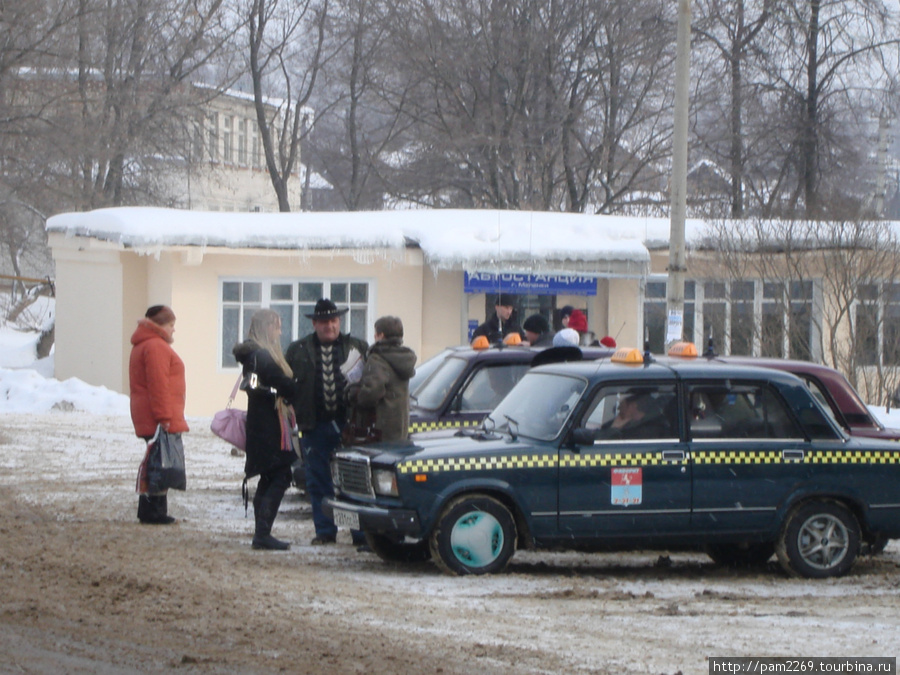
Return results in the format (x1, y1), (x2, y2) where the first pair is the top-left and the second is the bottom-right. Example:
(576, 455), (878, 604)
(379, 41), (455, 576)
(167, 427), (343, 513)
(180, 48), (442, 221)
(408, 419), (481, 433)
(396, 449), (900, 474)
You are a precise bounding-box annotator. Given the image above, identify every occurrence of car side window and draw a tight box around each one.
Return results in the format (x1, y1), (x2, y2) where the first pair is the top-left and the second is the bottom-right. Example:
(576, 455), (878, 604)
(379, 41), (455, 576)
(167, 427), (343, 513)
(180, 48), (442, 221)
(459, 364), (529, 412)
(688, 381), (803, 440)
(581, 383), (678, 442)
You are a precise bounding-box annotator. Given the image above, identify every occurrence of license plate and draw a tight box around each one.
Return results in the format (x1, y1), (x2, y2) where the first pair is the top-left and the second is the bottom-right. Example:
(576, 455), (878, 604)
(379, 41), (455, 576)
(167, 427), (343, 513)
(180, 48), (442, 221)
(333, 507), (359, 530)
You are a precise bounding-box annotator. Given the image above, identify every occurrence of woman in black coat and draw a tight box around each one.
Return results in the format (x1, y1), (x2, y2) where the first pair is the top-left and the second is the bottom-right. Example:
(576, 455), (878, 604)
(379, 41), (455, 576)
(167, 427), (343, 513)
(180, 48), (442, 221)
(233, 310), (298, 550)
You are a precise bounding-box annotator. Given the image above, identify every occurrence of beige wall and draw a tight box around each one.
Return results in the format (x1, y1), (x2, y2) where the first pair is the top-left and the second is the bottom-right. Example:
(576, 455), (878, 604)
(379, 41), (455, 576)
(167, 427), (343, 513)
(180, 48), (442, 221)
(50, 234), (127, 393)
(51, 231), (651, 416)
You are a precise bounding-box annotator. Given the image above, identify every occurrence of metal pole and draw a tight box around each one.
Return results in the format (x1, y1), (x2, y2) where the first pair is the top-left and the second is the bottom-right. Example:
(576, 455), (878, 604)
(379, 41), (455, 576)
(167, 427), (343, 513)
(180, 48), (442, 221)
(666, 0), (691, 347)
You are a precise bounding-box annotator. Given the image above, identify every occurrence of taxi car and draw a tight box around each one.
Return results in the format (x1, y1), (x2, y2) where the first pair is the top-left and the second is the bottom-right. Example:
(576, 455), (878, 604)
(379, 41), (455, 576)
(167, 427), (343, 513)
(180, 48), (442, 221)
(408, 342), (611, 434)
(324, 348), (900, 578)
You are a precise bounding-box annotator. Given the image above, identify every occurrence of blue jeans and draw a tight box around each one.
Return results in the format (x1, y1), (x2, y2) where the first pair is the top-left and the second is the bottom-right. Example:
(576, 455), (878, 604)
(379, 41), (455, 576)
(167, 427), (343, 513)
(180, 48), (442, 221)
(303, 421), (365, 543)
(303, 421), (341, 539)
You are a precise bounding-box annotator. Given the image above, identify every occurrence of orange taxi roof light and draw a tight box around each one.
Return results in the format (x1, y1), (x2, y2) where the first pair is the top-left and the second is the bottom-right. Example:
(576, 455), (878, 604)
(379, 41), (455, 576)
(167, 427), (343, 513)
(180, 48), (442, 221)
(502, 333), (522, 346)
(471, 335), (490, 350)
(668, 341), (698, 358)
(610, 347), (643, 364)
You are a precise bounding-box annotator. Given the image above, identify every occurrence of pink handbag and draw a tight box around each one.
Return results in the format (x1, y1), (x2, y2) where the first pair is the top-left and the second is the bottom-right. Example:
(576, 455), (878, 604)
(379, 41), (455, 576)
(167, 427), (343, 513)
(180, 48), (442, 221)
(210, 375), (246, 450)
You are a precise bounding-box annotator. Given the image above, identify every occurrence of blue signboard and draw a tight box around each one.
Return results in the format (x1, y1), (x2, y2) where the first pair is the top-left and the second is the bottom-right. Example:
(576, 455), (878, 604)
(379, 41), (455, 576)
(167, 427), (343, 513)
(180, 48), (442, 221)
(464, 272), (596, 296)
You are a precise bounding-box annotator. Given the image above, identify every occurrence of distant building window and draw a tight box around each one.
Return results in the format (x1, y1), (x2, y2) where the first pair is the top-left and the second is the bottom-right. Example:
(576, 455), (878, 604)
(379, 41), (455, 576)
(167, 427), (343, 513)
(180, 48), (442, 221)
(220, 278), (372, 368)
(855, 282), (900, 367)
(642, 277), (817, 359)
(238, 119), (247, 165)
(208, 113), (219, 161)
(251, 125), (260, 168)
(223, 115), (233, 163)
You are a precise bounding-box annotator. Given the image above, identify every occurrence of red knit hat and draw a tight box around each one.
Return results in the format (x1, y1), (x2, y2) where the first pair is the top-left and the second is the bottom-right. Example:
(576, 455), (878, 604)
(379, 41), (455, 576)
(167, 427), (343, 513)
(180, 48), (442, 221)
(600, 335), (617, 348)
(567, 309), (588, 333)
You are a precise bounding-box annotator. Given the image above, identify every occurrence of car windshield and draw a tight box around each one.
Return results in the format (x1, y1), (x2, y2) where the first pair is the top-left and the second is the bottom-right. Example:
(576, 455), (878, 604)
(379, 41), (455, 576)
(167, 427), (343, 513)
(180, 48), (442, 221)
(487, 372), (587, 441)
(409, 348), (452, 398)
(411, 355), (468, 410)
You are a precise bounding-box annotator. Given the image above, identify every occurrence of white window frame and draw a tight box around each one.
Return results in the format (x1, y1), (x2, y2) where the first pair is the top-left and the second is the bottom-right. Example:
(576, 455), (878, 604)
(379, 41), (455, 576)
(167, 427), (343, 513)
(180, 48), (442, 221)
(218, 277), (375, 370)
(642, 276), (821, 359)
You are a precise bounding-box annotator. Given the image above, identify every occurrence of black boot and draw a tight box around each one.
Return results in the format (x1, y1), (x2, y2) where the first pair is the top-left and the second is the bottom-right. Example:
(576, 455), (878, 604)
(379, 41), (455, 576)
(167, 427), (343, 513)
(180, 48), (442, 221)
(251, 470), (291, 550)
(139, 494), (175, 525)
(138, 495), (153, 523)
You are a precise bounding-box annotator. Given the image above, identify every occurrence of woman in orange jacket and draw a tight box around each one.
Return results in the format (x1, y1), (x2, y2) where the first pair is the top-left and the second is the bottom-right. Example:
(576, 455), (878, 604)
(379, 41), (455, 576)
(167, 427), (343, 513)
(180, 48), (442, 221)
(129, 305), (189, 524)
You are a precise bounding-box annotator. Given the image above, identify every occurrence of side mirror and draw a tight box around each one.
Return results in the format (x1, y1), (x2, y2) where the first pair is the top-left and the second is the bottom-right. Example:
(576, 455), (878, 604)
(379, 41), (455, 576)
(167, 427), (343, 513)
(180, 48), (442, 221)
(569, 427), (595, 447)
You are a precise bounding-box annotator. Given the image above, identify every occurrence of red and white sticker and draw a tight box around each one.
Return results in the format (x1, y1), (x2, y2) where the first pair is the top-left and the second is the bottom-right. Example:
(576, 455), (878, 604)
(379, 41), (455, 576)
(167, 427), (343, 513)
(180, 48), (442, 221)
(611, 467), (642, 506)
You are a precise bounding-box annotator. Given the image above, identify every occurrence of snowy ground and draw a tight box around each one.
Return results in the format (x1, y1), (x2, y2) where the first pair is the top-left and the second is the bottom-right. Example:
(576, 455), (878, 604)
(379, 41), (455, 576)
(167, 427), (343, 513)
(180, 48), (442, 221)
(2, 308), (900, 673)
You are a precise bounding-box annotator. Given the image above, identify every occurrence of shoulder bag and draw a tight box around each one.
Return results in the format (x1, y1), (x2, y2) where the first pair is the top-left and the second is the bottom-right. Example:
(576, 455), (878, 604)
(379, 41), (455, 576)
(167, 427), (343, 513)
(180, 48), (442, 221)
(210, 373), (247, 450)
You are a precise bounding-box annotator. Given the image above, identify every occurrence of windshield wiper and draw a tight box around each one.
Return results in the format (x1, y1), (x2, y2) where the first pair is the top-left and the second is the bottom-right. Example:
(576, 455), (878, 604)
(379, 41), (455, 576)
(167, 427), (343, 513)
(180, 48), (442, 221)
(504, 415), (519, 441)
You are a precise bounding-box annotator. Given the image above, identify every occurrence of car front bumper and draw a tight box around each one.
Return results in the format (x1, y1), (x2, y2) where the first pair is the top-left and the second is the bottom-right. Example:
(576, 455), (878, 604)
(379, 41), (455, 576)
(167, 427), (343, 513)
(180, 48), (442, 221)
(323, 498), (422, 537)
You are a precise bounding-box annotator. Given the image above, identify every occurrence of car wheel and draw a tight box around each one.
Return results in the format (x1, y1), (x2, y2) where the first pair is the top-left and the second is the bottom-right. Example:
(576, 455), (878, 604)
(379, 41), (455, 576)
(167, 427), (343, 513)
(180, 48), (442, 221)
(705, 542), (775, 567)
(364, 532), (431, 563)
(429, 494), (517, 575)
(776, 501), (860, 578)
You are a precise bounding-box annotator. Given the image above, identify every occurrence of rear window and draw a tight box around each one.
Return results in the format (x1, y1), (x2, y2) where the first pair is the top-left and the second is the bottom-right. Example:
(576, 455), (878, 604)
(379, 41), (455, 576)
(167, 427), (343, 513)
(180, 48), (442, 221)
(687, 382), (804, 440)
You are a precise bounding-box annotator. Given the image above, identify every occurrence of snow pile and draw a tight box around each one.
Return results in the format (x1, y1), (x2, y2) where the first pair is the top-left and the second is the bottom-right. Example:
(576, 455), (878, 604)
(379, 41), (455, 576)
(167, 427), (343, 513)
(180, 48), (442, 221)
(0, 294), (129, 415)
(0, 366), (129, 415)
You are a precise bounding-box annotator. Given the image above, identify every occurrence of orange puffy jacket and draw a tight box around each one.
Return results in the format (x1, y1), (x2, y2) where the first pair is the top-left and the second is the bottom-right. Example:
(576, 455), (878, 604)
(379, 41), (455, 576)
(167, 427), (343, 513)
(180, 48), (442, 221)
(129, 319), (189, 437)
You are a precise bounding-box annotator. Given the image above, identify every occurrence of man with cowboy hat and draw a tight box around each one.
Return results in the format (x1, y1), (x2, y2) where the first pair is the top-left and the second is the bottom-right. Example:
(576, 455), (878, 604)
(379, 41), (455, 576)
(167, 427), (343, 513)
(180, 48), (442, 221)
(285, 299), (368, 545)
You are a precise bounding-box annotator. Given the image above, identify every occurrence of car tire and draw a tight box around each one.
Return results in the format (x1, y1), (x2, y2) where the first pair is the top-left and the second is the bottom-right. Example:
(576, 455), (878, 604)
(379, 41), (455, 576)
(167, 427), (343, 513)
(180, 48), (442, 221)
(429, 494), (517, 575)
(704, 542), (775, 567)
(364, 532), (432, 563)
(775, 501), (860, 578)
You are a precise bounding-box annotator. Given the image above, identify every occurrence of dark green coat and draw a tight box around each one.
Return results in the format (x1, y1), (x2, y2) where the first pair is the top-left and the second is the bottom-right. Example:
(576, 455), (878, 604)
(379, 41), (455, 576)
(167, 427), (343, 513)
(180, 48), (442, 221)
(348, 338), (417, 441)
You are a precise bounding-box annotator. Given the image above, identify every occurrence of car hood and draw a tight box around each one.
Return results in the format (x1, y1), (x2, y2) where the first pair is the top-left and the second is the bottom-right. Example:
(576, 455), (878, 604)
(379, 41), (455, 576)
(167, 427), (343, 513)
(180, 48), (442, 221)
(344, 432), (542, 466)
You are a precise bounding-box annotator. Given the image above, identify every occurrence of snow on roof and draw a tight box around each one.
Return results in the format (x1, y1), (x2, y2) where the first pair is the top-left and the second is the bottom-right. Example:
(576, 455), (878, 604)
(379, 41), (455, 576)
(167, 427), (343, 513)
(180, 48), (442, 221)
(46, 207), (709, 270)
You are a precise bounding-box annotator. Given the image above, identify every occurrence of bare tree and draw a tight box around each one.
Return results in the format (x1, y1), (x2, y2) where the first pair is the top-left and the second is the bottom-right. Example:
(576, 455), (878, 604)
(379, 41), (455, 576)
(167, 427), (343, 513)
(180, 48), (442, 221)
(757, 0), (900, 218)
(695, 217), (900, 405)
(247, 0), (328, 211)
(692, 0), (772, 217)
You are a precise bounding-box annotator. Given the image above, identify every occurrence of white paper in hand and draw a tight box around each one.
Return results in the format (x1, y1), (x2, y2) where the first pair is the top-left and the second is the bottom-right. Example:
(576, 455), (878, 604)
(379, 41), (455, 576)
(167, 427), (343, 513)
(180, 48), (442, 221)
(341, 348), (364, 383)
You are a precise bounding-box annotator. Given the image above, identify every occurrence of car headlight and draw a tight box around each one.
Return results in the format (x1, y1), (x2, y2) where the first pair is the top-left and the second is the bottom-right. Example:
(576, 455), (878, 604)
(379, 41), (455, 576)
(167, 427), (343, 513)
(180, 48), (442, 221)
(372, 468), (398, 496)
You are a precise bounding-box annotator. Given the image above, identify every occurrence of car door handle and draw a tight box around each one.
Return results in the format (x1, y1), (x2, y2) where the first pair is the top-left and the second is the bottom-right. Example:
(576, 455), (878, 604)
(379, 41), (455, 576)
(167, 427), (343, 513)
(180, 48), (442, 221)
(782, 449), (805, 461)
(662, 450), (686, 462)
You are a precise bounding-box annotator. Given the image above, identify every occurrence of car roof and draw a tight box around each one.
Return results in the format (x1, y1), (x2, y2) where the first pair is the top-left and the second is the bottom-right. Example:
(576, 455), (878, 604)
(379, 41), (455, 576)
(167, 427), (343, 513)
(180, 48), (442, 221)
(531, 354), (809, 388)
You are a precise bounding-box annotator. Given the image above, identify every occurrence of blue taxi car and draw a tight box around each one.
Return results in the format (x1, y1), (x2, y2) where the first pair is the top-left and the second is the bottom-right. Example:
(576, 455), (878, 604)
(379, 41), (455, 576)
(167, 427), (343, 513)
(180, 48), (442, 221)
(324, 348), (900, 578)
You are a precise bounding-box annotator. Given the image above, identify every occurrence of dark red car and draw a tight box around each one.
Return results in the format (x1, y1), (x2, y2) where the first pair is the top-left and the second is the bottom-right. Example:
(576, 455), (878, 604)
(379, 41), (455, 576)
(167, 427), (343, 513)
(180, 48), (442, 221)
(717, 356), (900, 441)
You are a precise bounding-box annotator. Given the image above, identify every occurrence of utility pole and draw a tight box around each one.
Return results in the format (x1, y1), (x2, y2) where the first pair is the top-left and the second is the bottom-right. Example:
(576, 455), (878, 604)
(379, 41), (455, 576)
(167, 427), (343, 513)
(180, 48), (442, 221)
(666, 0), (691, 347)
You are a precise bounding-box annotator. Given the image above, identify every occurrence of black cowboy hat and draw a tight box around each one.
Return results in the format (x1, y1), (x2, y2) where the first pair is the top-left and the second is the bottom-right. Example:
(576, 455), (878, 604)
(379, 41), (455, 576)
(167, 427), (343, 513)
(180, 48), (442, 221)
(305, 298), (349, 320)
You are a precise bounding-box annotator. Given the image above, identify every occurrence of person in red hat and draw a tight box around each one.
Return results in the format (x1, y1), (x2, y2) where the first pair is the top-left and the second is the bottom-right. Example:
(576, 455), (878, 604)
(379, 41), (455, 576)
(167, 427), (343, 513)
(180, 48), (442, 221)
(566, 309), (589, 334)
(600, 335), (617, 348)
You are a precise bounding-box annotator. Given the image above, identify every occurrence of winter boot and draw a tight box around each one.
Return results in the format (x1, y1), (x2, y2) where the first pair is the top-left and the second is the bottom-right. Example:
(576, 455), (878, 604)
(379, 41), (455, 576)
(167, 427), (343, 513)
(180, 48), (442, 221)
(139, 494), (175, 525)
(251, 475), (290, 550)
(137, 495), (154, 523)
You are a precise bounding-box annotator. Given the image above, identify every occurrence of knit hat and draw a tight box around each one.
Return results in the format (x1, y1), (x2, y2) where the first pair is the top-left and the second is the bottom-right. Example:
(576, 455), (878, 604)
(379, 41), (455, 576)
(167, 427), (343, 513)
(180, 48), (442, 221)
(552, 328), (580, 347)
(567, 309), (588, 333)
(600, 335), (617, 348)
(145, 305), (176, 325)
(496, 293), (516, 307)
(522, 314), (550, 335)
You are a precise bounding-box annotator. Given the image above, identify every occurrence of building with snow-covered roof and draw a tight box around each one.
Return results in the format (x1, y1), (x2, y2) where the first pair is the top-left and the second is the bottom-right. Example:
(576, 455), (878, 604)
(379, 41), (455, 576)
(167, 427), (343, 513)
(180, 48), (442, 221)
(47, 208), (677, 414)
(46, 207), (900, 413)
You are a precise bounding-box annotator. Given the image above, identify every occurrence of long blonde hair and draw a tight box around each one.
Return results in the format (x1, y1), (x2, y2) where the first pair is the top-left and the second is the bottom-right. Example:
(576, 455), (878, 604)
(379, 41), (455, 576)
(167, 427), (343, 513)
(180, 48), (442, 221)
(247, 309), (292, 377)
